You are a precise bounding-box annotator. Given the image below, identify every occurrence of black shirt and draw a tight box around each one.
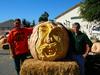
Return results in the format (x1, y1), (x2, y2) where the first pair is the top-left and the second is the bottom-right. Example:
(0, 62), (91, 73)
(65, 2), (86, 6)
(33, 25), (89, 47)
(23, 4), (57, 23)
(72, 31), (92, 54)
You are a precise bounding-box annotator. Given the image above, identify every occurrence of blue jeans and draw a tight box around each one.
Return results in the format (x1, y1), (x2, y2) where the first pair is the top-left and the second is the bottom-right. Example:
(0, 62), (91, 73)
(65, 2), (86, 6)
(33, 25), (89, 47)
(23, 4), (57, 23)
(72, 55), (85, 75)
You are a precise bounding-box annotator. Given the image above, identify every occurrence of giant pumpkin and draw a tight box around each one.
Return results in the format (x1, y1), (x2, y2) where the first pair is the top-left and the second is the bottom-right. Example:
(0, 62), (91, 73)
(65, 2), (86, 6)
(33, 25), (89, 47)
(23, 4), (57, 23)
(29, 21), (69, 61)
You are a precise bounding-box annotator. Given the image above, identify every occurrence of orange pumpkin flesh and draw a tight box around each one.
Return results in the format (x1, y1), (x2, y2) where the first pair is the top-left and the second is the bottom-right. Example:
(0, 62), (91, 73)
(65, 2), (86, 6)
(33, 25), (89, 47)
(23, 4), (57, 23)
(29, 21), (69, 61)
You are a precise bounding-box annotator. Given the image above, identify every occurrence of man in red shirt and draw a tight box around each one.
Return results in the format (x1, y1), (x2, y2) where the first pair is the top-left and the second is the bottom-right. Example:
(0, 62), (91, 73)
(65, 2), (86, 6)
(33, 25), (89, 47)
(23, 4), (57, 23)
(7, 18), (33, 75)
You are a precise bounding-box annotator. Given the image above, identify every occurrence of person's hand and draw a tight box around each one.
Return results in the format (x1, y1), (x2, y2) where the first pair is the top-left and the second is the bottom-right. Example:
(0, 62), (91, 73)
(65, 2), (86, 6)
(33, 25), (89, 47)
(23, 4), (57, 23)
(83, 54), (87, 58)
(9, 52), (14, 59)
(9, 55), (13, 59)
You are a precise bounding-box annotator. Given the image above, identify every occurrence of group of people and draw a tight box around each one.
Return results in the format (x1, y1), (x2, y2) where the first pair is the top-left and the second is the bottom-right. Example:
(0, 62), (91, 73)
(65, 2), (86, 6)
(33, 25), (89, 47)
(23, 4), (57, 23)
(7, 18), (100, 75)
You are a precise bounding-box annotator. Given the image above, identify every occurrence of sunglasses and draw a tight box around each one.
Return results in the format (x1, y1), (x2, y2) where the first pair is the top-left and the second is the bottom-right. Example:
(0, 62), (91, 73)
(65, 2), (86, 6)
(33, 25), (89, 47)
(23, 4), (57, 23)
(15, 22), (20, 24)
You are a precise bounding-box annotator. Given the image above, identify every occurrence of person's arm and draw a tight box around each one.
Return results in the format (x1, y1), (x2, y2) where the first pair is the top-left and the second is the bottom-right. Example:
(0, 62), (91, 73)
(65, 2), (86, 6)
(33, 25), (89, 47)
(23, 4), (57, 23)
(83, 44), (90, 58)
(26, 27), (33, 36)
(83, 34), (93, 58)
(7, 31), (15, 57)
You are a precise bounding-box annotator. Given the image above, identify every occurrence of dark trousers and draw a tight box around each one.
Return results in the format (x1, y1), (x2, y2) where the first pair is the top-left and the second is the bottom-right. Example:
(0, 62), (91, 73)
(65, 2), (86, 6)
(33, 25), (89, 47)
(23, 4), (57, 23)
(13, 53), (32, 75)
(72, 55), (85, 75)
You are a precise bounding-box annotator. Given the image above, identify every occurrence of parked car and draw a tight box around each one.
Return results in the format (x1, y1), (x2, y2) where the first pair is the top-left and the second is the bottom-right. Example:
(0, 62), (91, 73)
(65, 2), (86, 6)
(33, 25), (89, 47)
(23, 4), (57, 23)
(92, 26), (100, 34)
(0, 32), (9, 49)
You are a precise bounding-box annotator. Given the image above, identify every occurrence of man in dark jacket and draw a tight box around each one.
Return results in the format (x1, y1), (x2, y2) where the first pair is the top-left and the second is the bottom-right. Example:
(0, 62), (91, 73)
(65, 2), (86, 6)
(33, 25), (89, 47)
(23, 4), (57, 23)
(71, 22), (92, 75)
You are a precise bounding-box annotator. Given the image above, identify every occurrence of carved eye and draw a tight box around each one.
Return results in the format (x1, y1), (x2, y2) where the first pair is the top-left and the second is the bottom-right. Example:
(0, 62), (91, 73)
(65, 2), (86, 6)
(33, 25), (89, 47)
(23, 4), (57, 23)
(39, 25), (48, 32)
(49, 27), (62, 42)
(45, 37), (53, 44)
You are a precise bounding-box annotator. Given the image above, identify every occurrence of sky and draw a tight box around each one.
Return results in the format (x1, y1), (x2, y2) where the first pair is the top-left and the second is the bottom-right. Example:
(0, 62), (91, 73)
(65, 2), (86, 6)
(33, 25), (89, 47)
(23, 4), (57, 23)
(0, 0), (81, 23)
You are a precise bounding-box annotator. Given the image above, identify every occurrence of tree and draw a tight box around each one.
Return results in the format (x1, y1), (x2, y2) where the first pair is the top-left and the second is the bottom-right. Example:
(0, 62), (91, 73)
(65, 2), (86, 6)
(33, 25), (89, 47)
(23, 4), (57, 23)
(80, 0), (100, 22)
(31, 20), (35, 27)
(22, 19), (31, 27)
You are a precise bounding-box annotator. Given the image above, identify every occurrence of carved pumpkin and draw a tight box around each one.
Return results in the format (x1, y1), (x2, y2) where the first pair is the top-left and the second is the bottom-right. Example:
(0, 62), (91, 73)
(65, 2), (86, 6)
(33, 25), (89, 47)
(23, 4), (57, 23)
(29, 21), (69, 61)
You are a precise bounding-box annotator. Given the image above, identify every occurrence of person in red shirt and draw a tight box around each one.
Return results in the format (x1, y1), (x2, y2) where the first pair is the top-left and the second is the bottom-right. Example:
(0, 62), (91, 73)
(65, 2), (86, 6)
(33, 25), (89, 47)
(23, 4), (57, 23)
(7, 18), (33, 75)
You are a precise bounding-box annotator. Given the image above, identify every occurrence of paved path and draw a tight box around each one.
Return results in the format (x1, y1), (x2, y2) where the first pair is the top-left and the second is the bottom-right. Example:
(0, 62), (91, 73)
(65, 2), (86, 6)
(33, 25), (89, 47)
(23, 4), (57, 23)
(0, 49), (17, 75)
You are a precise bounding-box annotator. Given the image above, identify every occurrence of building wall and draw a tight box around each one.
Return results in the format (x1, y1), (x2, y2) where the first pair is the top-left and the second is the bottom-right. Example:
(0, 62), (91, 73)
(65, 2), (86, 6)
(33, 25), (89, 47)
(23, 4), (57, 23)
(55, 6), (94, 38)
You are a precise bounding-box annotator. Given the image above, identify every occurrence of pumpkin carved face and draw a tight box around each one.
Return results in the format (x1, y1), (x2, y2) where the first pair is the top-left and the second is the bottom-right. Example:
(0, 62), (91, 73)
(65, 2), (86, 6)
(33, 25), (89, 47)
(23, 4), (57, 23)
(29, 21), (69, 61)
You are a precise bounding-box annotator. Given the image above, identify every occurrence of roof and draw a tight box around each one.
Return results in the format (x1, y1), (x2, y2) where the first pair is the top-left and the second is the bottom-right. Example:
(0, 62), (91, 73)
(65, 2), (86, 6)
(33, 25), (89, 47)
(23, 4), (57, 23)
(55, 3), (80, 19)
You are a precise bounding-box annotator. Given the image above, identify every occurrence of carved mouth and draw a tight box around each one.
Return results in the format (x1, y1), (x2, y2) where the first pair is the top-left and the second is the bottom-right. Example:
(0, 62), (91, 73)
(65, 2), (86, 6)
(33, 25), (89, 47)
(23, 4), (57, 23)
(45, 52), (56, 58)
(38, 42), (58, 57)
(44, 48), (57, 58)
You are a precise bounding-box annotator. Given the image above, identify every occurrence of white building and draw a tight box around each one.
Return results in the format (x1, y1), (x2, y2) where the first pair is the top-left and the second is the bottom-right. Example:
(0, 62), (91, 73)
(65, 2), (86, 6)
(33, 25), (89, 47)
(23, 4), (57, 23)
(55, 3), (100, 39)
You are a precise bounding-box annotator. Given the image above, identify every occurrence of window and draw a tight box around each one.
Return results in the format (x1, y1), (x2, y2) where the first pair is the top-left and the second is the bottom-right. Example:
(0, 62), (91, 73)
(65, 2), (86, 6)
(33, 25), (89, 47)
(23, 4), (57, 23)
(71, 16), (81, 19)
(92, 26), (100, 31)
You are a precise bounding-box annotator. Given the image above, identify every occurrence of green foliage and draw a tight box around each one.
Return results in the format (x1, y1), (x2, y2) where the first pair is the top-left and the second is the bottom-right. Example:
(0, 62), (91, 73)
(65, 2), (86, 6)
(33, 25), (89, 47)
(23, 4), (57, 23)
(22, 19), (31, 27)
(31, 20), (35, 27)
(80, 0), (100, 22)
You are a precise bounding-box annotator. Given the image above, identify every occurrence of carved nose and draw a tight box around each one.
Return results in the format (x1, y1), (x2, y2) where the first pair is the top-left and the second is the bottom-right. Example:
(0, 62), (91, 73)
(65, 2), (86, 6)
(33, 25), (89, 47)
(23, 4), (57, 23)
(46, 38), (51, 44)
(46, 37), (53, 44)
